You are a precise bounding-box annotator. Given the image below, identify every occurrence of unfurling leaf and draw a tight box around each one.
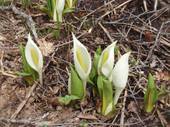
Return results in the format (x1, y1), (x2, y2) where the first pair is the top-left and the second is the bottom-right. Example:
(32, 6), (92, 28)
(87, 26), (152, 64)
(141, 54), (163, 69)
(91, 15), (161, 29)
(68, 66), (84, 99)
(89, 47), (101, 85)
(58, 95), (79, 105)
(64, 0), (77, 13)
(97, 76), (115, 116)
(144, 73), (158, 113)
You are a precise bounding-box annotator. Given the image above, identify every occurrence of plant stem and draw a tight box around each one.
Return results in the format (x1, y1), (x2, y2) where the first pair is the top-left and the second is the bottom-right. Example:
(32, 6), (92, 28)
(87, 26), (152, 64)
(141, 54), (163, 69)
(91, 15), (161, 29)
(39, 71), (43, 85)
(83, 80), (87, 99)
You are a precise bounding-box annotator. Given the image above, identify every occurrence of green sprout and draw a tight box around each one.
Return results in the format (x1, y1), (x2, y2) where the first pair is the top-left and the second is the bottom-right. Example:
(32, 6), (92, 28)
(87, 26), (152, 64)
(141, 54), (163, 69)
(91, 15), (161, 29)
(64, 0), (77, 13)
(144, 73), (158, 113)
(21, 0), (31, 8)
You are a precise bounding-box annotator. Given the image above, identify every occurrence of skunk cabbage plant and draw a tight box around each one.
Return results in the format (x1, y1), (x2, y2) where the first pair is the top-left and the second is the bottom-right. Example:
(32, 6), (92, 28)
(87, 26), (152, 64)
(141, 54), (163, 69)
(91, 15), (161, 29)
(68, 33), (92, 99)
(25, 34), (43, 84)
(111, 52), (131, 105)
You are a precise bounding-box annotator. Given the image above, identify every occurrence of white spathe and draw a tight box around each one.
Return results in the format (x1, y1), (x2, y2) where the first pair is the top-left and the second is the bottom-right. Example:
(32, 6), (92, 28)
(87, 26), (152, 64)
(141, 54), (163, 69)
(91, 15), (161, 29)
(112, 52), (130, 105)
(54, 0), (65, 22)
(25, 34), (43, 84)
(98, 41), (117, 78)
(72, 33), (92, 81)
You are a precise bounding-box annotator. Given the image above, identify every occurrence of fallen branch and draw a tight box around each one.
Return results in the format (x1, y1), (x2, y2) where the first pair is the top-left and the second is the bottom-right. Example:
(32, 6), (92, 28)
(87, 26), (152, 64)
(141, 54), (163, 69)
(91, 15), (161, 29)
(0, 4), (38, 39)
(0, 117), (153, 126)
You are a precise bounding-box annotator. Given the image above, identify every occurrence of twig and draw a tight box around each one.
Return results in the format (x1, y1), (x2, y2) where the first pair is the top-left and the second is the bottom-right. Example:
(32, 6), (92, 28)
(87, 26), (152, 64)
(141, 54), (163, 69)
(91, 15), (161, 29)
(0, 51), (17, 78)
(0, 70), (17, 78)
(157, 109), (168, 127)
(0, 116), (154, 126)
(120, 89), (127, 127)
(97, 0), (132, 21)
(81, 0), (116, 19)
(10, 82), (38, 119)
(145, 22), (164, 61)
(98, 22), (115, 43)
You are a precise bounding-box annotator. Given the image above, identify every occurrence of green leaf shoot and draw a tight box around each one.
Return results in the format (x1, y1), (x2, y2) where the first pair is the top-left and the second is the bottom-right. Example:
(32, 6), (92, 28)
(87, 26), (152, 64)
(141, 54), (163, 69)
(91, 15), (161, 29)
(58, 95), (79, 105)
(69, 66), (84, 99)
(144, 73), (158, 113)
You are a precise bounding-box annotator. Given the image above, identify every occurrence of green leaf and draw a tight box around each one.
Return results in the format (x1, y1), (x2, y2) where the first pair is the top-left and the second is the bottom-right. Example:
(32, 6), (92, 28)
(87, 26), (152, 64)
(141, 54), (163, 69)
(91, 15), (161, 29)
(58, 95), (79, 105)
(89, 47), (101, 82)
(97, 76), (115, 116)
(69, 66), (84, 99)
(102, 77), (114, 116)
(64, 0), (77, 13)
(94, 46), (102, 69)
(144, 73), (158, 113)
(97, 75), (103, 97)
(63, 8), (75, 13)
(16, 72), (31, 76)
(21, 0), (31, 8)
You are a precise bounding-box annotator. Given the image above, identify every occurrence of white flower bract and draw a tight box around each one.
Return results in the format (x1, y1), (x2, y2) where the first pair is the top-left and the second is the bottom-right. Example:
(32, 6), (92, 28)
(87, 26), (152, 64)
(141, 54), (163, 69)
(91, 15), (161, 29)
(54, 0), (65, 22)
(98, 41), (117, 78)
(25, 34), (43, 84)
(72, 33), (92, 81)
(111, 52), (130, 105)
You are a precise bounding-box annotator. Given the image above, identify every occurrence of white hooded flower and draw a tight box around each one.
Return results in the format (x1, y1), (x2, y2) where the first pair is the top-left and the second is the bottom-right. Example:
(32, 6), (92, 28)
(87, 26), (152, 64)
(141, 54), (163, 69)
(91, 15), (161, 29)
(25, 34), (43, 84)
(98, 41), (117, 78)
(111, 52), (131, 105)
(53, 0), (65, 22)
(72, 33), (92, 81)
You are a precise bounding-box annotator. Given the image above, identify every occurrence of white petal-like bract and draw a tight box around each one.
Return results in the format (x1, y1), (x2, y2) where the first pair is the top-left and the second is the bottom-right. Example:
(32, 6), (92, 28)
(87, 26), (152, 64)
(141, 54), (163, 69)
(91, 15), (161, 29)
(25, 34), (43, 84)
(98, 41), (117, 78)
(54, 0), (65, 22)
(72, 33), (92, 81)
(112, 52), (130, 104)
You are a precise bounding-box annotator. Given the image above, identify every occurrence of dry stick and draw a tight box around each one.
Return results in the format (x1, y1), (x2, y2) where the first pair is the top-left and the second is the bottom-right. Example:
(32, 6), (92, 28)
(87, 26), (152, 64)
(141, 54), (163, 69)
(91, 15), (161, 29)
(0, 116), (154, 126)
(81, 0), (116, 19)
(11, 82), (38, 119)
(10, 58), (52, 119)
(145, 22), (164, 61)
(97, 0), (132, 21)
(0, 51), (17, 78)
(0, 4), (38, 40)
(120, 89), (127, 127)
(98, 22), (115, 43)
(104, 21), (170, 47)
(157, 109), (168, 127)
